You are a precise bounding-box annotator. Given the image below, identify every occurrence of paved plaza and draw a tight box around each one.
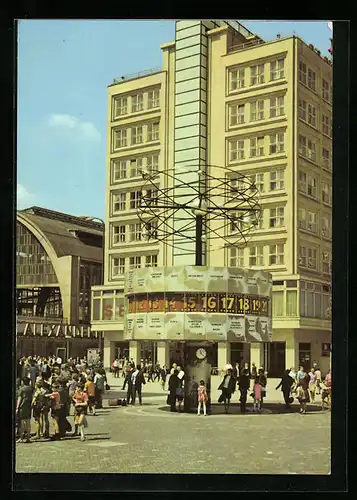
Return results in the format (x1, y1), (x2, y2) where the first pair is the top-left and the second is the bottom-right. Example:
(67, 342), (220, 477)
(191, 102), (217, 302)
(15, 374), (331, 475)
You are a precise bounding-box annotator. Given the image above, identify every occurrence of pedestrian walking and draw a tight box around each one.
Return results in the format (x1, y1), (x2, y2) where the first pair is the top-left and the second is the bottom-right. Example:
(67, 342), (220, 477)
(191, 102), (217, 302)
(168, 369), (180, 412)
(297, 372), (310, 414)
(113, 358), (120, 378)
(257, 368), (267, 409)
(45, 381), (61, 440)
(218, 368), (236, 414)
(132, 365), (146, 405)
(94, 369), (105, 409)
(238, 363), (251, 413)
(16, 378), (33, 443)
(72, 384), (89, 441)
(308, 367), (317, 402)
(315, 365), (322, 395)
(276, 369), (294, 408)
(84, 376), (96, 416)
(197, 380), (208, 416)
(160, 365), (167, 390)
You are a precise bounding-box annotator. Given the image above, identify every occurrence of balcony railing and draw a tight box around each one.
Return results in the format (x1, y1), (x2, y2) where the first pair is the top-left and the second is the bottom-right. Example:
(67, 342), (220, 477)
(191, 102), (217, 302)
(228, 38), (265, 53)
(112, 67), (162, 85)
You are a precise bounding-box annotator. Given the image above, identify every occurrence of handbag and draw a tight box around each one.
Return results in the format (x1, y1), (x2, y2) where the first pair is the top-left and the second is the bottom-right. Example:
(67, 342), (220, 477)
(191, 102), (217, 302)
(105, 383), (110, 391)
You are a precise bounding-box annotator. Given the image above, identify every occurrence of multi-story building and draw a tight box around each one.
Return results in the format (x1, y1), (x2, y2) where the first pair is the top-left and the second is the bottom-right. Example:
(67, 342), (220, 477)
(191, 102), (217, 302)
(17, 206), (103, 359)
(91, 20), (332, 376)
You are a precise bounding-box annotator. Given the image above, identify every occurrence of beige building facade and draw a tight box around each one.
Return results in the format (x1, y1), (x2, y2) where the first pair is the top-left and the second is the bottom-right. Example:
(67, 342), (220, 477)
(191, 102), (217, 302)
(91, 20), (332, 376)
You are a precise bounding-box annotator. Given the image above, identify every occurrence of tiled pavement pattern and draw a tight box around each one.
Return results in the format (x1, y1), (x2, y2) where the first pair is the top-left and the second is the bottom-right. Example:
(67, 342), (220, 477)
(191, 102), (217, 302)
(15, 374), (331, 474)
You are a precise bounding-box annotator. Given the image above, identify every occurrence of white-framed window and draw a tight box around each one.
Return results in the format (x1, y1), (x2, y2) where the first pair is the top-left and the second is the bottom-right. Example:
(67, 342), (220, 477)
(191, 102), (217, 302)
(299, 99), (307, 121)
(228, 175), (245, 197)
(270, 96), (284, 118)
(322, 79), (331, 103)
(322, 251), (331, 274)
(250, 136), (265, 157)
(321, 214), (332, 239)
(298, 171), (307, 194)
(148, 89), (160, 109)
(113, 193), (126, 212)
(131, 93), (144, 113)
(322, 182), (332, 205)
(249, 173), (265, 192)
(230, 68), (245, 90)
(269, 132), (285, 154)
(307, 174), (317, 198)
(299, 245), (307, 267)
(307, 247), (317, 270)
(145, 189), (159, 207)
(307, 211), (317, 233)
(129, 256), (141, 269)
(129, 223), (141, 242)
(113, 160), (127, 181)
(113, 225), (126, 244)
(307, 139), (316, 162)
(145, 255), (158, 267)
(308, 104), (317, 127)
(144, 220), (158, 239)
(229, 246), (244, 267)
(113, 257), (125, 276)
(270, 169), (285, 191)
(229, 212), (244, 233)
(269, 207), (285, 228)
(249, 245), (264, 266)
(299, 134), (307, 157)
(230, 140), (245, 161)
(270, 58), (284, 80)
(250, 64), (265, 86)
(114, 96), (128, 117)
(308, 68), (316, 92)
(322, 114), (331, 137)
(298, 208), (306, 230)
(147, 154), (159, 175)
(322, 148), (331, 170)
(147, 122), (159, 142)
(114, 129), (127, 148)
(269, 244), (284, 265)
(130, 158), (142, 178)
(130, 190), (142, 209)
(250, 100), (264, 121)
(230, 104), (245, 125)
(299, 61), (307, 85)
(131, 126), (143, 145)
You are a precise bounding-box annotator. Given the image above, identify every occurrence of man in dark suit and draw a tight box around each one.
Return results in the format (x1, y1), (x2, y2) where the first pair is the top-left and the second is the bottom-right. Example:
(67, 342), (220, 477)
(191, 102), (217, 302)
(218, 368), (236, 413)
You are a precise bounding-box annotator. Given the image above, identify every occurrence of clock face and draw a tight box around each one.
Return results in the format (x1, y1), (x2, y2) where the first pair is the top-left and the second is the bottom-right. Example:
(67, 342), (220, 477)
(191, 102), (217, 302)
(196, 348), (207, 360)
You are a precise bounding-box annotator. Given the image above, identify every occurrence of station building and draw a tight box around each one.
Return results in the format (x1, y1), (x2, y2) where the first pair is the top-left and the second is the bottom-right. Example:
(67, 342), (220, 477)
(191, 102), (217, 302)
(16, 206), (103, 360)
(91, 20), (332, 376)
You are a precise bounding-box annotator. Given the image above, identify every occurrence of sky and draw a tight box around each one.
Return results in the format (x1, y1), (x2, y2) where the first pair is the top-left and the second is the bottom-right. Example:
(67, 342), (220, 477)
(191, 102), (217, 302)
(17, 20), (332, 220)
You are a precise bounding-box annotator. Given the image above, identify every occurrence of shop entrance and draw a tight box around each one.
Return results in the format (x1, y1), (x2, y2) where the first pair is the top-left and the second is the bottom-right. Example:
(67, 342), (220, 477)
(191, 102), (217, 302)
(264, 342), (286, 377)
(299, 342), (311, 371)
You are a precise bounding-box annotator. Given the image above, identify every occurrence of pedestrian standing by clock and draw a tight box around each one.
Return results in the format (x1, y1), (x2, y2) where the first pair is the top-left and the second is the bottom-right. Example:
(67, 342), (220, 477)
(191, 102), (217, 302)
(218, 368), (236, 414)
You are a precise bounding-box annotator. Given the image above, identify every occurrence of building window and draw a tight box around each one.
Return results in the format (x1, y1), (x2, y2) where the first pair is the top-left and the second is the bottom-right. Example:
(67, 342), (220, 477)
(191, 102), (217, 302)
(130, 158), (142, 178)
(114, 96), (128, 117)
(269, 132), (284, 154)
(129, 256), (141, 269)
(113, 160), (127, 181)
(113, 225), (126, 244)
(299, 134), (307, 157)
(250, 136), (265, 157)
(322, 182), (332, 205)
(286, 290), (297, 316)
(322, 251), (331, 275)
(145, 189), (159, 207)
(230, 68), (245, 90)
(129, 223), (141, 242)
(308, 104), (317, 127)
(321, 215), (332, 239)
(148, 89), (160, 108)
(299, 99), (307, 121)
(299, 245), (307, 267)
(272, 291), (284, 317)
(307, 139), (316, 162)
(131, 94), (144, 113)
(145, 255), (158, 267)
(230, 140), (245, 161)
(322, 114), (331, 137)
(307, 211), (317, 233)
(249, 173), (264, 192)
(307, 247), (317, 270)
(113, 257), (125, 276)
(269, 207), (284, 228)
(322, 148), (331, 170)
(147, 154), (159, 175)
(115, 129), (127, 148)
(322, 79), (331, 102)
(270, 169), (284, 191)
(298, 171), (306, 194)
(113, 193), (126, 212)
(269, 244), (284, 265)
(228, 246), (244, 267)
(250, 100), (264, 121)
(131, 126), (143, 145)
(250, 64), (265, 86)
(144, 220), (158, 239)
(299, 61), (307, 85)
(147, 122), (159, 142)
(230, 103), (245, 125)
(307, 174), (317, 198)
(270, 59), (284, 80)
(298, 208), (306, 230)
(270, 96), (284, 118)
(249, 246), (264, 266)
(308, 68), (316, 92)
(130, 191), (142, 209)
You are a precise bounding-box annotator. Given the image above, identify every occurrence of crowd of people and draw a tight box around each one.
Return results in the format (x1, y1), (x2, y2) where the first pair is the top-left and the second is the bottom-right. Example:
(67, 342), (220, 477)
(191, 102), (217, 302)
(16, 355), (109, 443)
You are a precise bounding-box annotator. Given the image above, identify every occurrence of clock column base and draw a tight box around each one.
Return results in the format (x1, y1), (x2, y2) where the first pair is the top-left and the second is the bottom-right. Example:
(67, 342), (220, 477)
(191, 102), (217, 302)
(183, 342), (215, 413)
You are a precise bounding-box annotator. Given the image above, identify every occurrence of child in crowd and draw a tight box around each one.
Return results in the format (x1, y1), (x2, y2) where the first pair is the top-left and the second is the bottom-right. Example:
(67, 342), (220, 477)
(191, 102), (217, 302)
(67, 374), (79, 416)
(252, 377), (262, 413)
(197, 380), (208, 416)
(84, 376), (96, 416)
(72, 384), (89, 441)
(31, 379), (49, 439)
(44, 382), (61, 440)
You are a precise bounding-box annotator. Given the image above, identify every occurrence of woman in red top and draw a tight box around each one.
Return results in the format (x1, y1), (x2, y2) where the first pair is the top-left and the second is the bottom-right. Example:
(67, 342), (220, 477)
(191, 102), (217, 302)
(72, 384), (88, 441)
